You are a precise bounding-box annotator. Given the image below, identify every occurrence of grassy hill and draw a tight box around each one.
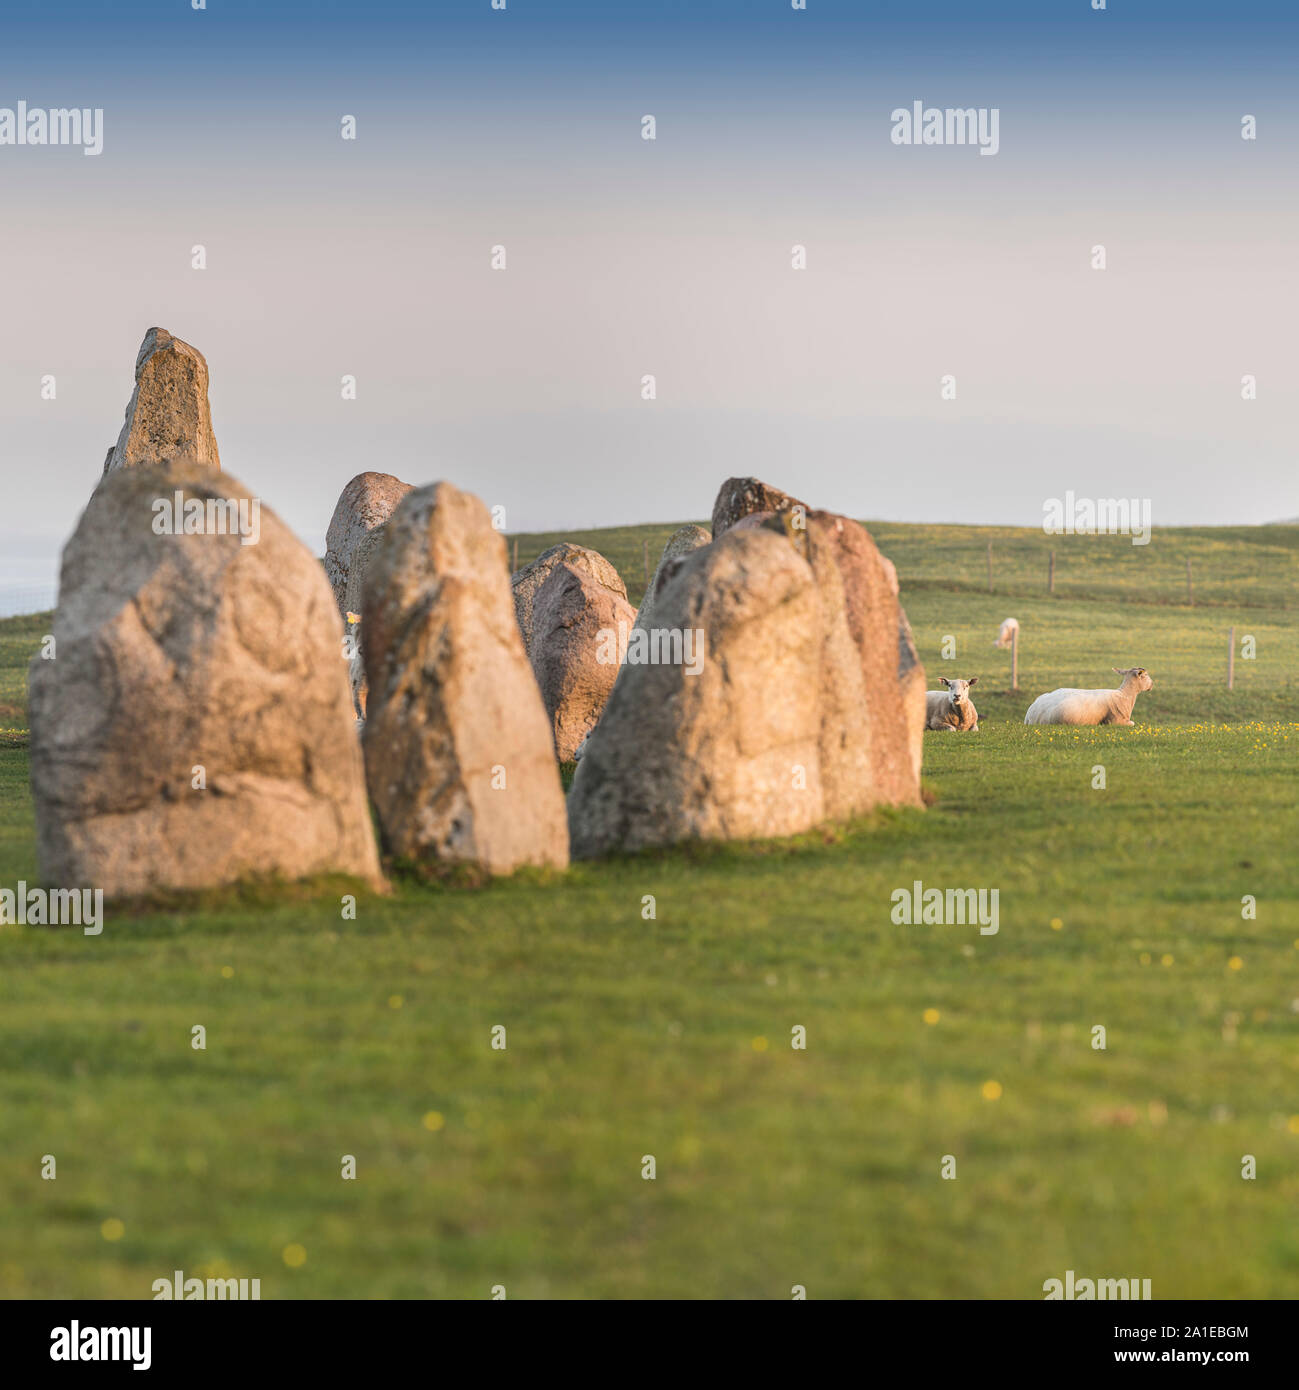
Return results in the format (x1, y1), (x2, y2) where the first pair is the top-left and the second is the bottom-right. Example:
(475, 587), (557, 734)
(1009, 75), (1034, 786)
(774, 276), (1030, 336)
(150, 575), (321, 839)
(1, 522), (1297, 1299)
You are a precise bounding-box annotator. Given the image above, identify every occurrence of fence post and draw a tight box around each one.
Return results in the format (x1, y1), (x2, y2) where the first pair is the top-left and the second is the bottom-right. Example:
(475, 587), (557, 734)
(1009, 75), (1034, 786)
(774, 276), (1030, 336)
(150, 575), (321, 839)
(987, 542), (993, 593)
(643, 539), (650, 587)
(1011, 624), (1019, 691)
(1186, 558), (1193, 607)
(1048, 550), (1055, 594)
(1227, 626), (1235, 690)
(512, 537), (518, 572)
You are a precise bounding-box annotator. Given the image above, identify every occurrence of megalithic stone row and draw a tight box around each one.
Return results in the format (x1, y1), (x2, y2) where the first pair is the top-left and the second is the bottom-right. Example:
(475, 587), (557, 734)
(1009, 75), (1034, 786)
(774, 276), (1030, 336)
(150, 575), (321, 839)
(361, 482), (570, 875)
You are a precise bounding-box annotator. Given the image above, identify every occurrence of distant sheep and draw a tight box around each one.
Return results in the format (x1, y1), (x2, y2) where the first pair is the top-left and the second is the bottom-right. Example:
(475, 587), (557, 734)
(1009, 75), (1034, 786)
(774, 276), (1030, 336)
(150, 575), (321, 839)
(1024, 667), (1154, 726)
(993, 617), (1019, 649)
(925, 676), (980, 732)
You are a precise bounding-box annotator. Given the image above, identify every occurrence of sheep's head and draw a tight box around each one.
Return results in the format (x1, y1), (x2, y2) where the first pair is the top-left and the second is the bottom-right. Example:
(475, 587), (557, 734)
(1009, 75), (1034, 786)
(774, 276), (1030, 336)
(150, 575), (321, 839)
(1113, 666), (1153, 691)
(939, 676), (978, 705)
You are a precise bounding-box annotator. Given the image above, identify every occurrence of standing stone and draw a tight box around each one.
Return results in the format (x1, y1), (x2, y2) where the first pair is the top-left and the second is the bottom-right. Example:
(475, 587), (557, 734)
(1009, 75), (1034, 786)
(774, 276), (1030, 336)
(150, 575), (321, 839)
(341, 523), (389, 721)
(362, 482), (569, 874)
(734, 507), (923, 809)
(511, 543), (626, 659)
(879, 554), (899, 597)
(873, 545), (924, 781)
(324, 471), (413, 615)
(103, 328), (221, 476)
(29, 461), (383, 898)
(803, 510), (923, 812)
(529, 563), (636, 761)
(568, 526), (825, 857)
(897, 607), (926, 787)
(634, 524), (711, 634)
(711, 476), (806, 539)
(569, 484), (926, 856)
(574, 524), (714, 760)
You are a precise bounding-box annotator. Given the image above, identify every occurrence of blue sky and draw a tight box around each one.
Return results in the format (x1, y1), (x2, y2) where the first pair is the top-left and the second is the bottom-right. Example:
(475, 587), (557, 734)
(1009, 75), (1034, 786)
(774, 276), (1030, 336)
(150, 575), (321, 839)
(3, 0), (1296, 598)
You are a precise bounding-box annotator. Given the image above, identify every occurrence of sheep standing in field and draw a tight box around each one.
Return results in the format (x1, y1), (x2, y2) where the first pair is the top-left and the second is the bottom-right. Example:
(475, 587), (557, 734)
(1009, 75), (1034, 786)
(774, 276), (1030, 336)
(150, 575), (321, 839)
(993, 617), (1019, 649)
(1024, 667), (1154, 726)
(925, 677), (980, 732)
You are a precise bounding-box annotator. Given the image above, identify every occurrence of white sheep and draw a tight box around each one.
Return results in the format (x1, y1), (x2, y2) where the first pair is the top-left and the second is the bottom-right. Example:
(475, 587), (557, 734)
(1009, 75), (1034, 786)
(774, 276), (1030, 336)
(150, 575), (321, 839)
(1024, 667), (1154, 726)
(925, 677), (980, 732)
(993, 617), (1019, 649)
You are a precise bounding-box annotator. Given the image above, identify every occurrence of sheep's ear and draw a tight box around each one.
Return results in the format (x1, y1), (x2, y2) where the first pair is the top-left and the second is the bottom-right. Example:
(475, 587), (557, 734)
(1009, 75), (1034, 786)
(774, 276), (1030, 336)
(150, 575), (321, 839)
(1112, 668), (1124, 675)
(939, 677), (950, 687)
(967, 676), (978, 686)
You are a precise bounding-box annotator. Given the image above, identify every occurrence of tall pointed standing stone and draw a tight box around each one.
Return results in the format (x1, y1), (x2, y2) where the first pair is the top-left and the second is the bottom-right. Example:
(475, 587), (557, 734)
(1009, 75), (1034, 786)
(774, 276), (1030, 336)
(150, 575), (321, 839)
(102, 328), (221, 476)
(362, 482), (570, 875)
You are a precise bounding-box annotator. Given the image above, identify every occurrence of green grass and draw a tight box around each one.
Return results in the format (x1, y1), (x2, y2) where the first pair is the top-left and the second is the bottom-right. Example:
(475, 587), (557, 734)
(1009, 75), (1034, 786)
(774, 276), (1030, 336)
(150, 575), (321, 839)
(511, 521), (709, 609)
(2, 522), (1298, 1300)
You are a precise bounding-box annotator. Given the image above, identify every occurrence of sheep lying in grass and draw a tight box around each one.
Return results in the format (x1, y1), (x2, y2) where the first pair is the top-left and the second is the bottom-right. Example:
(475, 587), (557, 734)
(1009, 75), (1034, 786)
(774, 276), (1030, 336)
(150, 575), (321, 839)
(925, 677), (980, 732)
(993, 617), (1019, 649)
(1024, 667), (1154, 726)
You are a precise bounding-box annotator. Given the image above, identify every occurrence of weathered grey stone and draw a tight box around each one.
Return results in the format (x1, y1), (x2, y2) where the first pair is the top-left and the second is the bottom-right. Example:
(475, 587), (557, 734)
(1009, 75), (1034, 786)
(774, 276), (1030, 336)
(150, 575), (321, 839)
(802, 510), (923, 813)
(362, 482), (569, 874)
(581, 525), (714, 755)
(634, 525), (711, 634)
(710, 476), (806, 539)
(529, 563), (636, 761)
(29, 460), (383, 898)
(740, 507), (924, 810)
(567, 526), (825, 857)
(897, 608), (926, 787)
(511, 543), (626, 659)
(567, 495), (924, 856)
(341, 524), (389, 721)
(879, 553), (899, 597)
(324, 471), (413, 615)
(872, 542), (922, 778)
(103, 328), (221, 477)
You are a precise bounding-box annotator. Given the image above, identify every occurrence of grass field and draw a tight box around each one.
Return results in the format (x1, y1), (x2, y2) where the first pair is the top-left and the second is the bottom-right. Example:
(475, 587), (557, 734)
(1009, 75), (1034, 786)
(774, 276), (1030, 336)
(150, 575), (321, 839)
(1, 522), (1297, 1300)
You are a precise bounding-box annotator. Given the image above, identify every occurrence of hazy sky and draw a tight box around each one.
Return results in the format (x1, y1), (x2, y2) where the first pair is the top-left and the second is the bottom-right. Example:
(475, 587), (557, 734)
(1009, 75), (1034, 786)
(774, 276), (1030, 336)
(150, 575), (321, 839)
(3, 0), (1296, 597)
